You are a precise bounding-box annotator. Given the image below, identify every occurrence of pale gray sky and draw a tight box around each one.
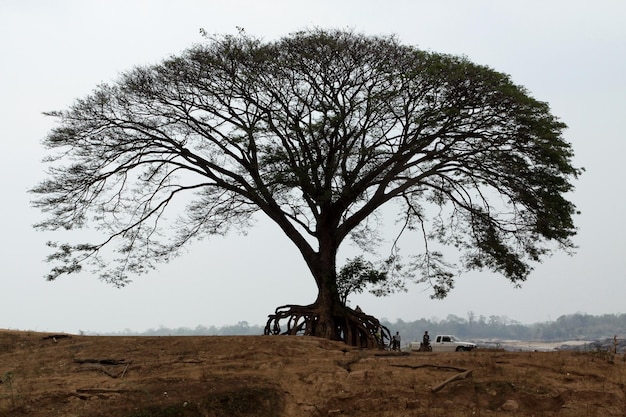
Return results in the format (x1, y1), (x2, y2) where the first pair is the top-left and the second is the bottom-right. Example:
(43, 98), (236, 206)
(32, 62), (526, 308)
(1, 0), (624, 334)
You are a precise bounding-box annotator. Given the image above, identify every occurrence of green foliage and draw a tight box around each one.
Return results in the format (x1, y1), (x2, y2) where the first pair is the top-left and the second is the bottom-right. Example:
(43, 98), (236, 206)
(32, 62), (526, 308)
(337, 256), (406, 305)
(32, 29), (581, 310)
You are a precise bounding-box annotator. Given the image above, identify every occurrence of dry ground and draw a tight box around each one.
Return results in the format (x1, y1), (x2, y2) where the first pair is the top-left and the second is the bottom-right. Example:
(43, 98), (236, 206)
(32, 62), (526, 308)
(1, 330), (625, 416)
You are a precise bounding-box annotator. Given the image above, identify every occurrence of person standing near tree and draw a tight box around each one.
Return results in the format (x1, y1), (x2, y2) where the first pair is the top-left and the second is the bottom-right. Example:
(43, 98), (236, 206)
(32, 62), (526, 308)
(375, 325), (382, 347)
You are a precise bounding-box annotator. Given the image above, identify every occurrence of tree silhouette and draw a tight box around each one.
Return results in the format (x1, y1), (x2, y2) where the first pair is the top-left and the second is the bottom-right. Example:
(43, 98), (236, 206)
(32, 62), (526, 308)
(32, 29), (581, 347)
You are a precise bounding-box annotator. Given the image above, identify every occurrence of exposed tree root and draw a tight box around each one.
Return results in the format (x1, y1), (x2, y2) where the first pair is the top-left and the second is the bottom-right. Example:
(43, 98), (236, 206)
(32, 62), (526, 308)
(264, 304), (390, 349)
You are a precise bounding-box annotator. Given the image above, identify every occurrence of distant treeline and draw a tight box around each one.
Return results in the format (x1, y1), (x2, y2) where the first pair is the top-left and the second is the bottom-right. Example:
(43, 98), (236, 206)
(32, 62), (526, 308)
(99, 321), (264, 337)
(98, 313), (626, 341)
(382, 313), (626, 342)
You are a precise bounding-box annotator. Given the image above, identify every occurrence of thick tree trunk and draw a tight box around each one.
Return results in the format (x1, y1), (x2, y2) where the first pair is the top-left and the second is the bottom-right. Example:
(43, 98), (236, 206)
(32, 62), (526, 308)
(309, 229), (342, 341)
(313, 281), (342, 341)
(264, 211), (388, 347)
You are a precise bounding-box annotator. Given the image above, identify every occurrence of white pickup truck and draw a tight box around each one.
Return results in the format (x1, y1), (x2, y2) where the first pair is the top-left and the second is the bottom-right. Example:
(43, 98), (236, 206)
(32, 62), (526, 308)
(409, 335), (476, 352)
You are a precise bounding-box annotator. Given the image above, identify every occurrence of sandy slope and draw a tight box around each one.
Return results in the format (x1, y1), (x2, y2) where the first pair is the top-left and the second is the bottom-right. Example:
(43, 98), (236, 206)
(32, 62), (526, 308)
(0, 330), (625, 416)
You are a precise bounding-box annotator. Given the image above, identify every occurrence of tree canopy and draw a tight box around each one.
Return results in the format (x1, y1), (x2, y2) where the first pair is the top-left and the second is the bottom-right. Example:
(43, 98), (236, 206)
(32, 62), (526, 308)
(32, 29), (581, 346)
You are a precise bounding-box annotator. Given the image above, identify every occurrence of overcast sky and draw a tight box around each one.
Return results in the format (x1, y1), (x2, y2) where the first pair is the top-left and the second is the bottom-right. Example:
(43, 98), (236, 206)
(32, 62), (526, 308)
(1, 0), (624, 336)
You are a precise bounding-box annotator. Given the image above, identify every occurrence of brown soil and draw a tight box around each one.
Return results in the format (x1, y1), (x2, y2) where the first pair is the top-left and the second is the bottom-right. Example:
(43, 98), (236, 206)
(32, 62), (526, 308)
(1, 330), (625, 416)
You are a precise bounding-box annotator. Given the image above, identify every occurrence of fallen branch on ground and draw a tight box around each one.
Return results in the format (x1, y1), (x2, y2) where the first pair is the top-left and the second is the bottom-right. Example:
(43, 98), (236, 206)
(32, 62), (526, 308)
(431, 370), (473, 393)
(74, 359), (132, 378)
(74, 359), (129, 365)
(391, 364), (467, 372)
(374, 352), (410, 357)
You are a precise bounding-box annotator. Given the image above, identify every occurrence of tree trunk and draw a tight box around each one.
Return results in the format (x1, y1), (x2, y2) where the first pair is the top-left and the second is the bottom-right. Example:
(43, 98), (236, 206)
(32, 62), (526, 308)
(264, 211), (387, 347)
(307, 206), (345, 340)
(309, 229), (342, 341)
(313, 282), (342, 341)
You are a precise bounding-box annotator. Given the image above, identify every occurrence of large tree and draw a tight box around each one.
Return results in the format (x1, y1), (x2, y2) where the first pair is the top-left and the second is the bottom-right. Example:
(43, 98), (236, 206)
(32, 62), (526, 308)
(32, 29), (581, 347)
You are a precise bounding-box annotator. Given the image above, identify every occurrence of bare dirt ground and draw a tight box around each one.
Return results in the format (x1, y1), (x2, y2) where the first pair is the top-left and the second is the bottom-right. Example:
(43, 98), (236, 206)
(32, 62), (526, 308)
(1, 330), (625, 416)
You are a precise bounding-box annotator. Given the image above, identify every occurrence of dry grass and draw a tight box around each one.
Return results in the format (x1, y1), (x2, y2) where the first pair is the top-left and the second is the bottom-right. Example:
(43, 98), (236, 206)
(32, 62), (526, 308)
(0, 329), (624, 416)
